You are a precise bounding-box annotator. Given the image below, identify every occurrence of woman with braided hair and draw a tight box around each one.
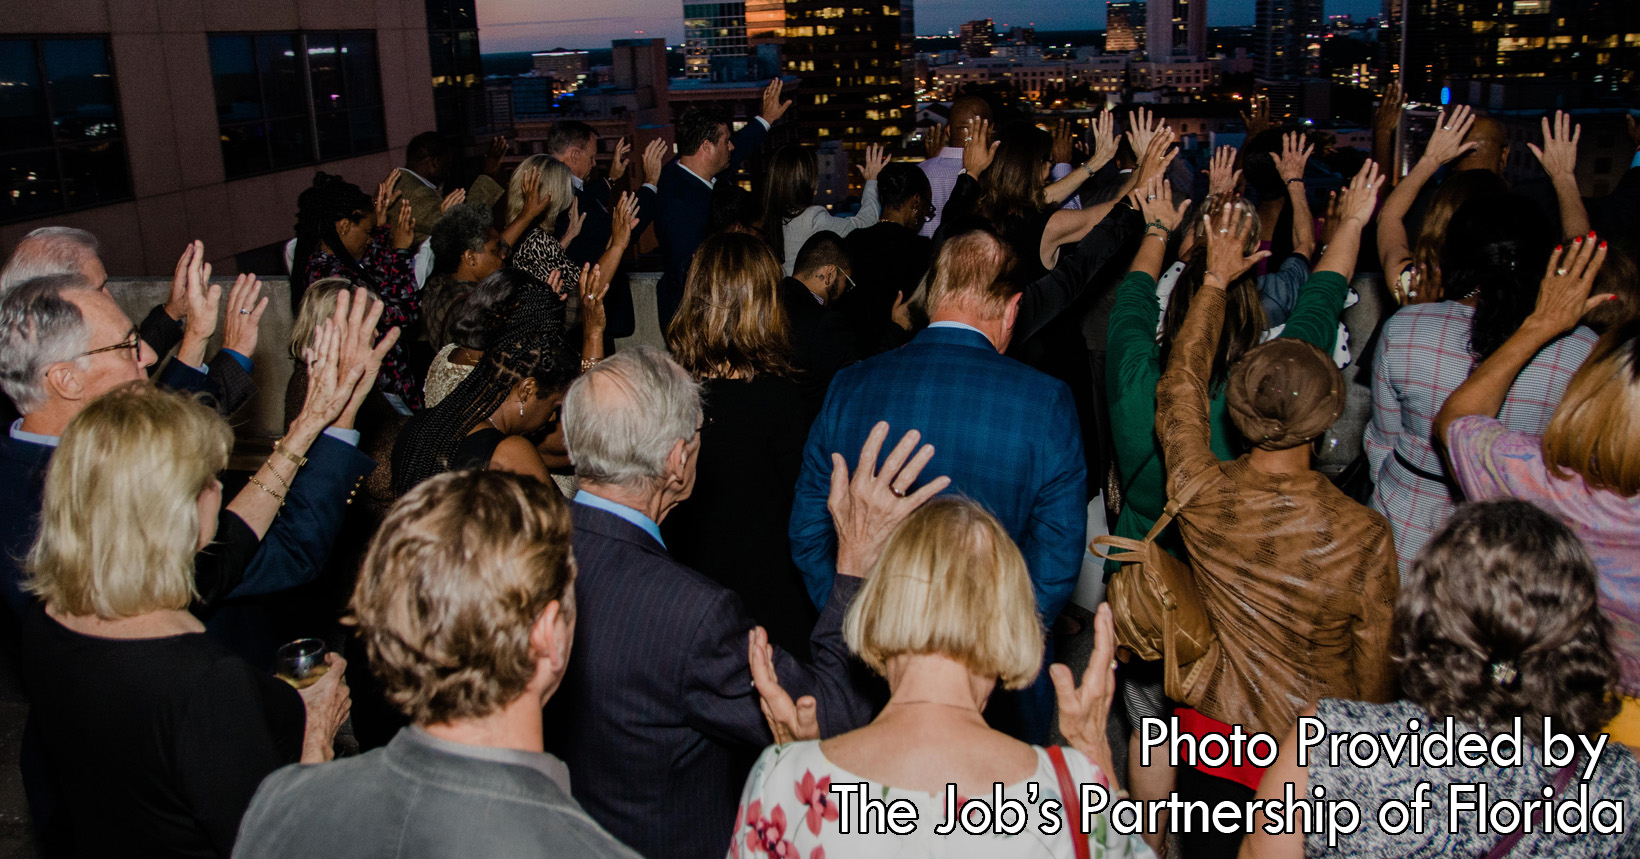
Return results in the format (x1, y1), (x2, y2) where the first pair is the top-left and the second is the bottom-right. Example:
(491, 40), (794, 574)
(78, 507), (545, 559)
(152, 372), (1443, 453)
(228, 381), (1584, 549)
(293, 171), (423, 410)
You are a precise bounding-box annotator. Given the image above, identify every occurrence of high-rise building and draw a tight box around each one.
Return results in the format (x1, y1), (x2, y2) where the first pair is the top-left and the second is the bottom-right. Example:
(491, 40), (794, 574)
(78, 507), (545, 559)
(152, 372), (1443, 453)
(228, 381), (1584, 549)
(747, 0), (787, 46)
(428, 0), (488, 141)
(783, 0), (915, 163)
(683, 1), (751, 79)
(1106, 1), (1147, 54)
(1390, 0), (1639, 107)
(1254, 0), (1325, 80)
(1146, 0), (1208, 61)
(960, 18), (996, 58)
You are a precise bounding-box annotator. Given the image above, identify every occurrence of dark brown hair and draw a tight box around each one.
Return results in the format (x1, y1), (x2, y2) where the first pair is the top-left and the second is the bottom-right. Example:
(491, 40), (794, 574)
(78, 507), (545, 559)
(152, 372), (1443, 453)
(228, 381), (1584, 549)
(1395, 499), (1621, 744)
(976, 123), (1050, 228)
(760, 144), (819, 263)
(666, 232), (795, 380)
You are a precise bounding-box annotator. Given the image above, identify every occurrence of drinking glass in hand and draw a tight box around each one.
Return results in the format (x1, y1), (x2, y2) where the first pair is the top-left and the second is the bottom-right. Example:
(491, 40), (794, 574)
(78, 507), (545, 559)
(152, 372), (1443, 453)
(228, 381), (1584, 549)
(276, 638), (330, 690)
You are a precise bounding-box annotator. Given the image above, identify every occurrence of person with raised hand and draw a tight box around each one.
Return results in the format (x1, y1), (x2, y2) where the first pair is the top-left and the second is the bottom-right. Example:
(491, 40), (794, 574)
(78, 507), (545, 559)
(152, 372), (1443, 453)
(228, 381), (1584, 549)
(1433, 235), (1640, 745)
(1206, 144), (1242, 199)
(1275, 130), (1317, 262)
(1378, 104), (1480, 305)
(1529, 109), (1592, 239)
(1145, 203), (1397, 858)
(761, 141), (886, 275)
(1041, 110), (1119, 209)
(735, 501), (1148, 858)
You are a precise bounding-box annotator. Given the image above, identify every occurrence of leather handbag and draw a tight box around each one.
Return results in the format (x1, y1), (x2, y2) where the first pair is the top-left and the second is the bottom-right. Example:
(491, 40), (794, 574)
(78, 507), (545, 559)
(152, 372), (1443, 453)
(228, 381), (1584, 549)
(1093, 464), (1222, 706)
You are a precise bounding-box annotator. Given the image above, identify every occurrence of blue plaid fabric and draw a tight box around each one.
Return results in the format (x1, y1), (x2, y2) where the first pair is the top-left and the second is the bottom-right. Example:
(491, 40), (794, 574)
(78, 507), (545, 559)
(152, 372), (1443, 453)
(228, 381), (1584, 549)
(790, 325), (1087, 623)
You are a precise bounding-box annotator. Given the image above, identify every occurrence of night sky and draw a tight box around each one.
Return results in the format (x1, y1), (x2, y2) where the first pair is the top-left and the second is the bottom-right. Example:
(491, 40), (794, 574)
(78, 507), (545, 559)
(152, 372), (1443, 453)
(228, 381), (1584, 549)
(478, 0), (1385, 53)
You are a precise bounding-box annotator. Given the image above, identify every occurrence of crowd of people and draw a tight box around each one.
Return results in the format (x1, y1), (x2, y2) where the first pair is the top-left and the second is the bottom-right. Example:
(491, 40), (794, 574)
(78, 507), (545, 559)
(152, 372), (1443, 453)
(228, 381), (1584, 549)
(0, 76), (1638, 858)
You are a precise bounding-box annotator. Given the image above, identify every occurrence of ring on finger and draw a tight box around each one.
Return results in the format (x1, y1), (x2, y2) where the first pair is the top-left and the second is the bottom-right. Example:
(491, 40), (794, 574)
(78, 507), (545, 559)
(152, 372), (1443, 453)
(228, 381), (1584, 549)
(891, 486), (907, 498)
(1557, 268), (1568, 276)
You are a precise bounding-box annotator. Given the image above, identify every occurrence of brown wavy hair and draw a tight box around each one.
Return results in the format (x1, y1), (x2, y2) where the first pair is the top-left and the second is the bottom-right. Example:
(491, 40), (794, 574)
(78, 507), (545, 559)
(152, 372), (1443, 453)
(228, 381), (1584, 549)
(1410, 169), (1507, 302)
(976, 123), (1051, 229)
(349, 470), (575, 725)
(1541, 319), (1640, 497)
(1394, 499), (1620, 744)
(666, 231), (796, 380)
(759, 144), (818, 264)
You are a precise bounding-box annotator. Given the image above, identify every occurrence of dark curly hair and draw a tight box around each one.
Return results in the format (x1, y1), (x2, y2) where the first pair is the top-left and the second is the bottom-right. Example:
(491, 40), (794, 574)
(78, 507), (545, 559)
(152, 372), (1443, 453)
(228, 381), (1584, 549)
(292, 172), (376, 302)
(429, 202), (497, 277)
(1394, 499), (1621, 745)
(449, 269), (527, 351)
(1442, 194), (1555, 360)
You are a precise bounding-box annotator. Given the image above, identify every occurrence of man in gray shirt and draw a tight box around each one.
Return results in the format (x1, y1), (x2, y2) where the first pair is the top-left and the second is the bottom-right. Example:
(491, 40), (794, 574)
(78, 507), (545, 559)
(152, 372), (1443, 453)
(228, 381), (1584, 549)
(233, 471), (639, 859)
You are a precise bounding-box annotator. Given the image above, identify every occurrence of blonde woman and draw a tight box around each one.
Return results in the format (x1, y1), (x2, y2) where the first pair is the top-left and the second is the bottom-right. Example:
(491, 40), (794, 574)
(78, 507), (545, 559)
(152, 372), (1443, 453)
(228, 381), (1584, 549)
(736, 498), (1148, 858)
(504, 155), (640, 331)
(1436, 235), (1640, 744)
(20, 382), (353, 858)
(660, 232), (814, 655)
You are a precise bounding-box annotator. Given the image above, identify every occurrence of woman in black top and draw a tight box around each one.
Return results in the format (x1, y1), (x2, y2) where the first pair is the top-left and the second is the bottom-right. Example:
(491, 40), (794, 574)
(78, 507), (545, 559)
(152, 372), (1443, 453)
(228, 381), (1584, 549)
(20, 384), (351, 858)
(662, 232), (819, 655)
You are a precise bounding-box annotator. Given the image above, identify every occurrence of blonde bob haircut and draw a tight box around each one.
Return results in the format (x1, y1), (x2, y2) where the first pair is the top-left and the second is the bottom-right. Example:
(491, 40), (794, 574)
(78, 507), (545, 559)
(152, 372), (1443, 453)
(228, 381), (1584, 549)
(844, 497), (1044, 689)
(27, 382), (230, 618)
(289, 277), (378, 359)
(348, 470), (576, 725)
(1542, 320), (1640, 497)
(505, 154), (573, 229)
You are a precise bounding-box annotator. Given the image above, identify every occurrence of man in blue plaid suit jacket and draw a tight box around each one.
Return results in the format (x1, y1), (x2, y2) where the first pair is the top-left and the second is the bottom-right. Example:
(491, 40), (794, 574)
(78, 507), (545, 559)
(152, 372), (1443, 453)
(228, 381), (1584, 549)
(789, 229), (1087, 743)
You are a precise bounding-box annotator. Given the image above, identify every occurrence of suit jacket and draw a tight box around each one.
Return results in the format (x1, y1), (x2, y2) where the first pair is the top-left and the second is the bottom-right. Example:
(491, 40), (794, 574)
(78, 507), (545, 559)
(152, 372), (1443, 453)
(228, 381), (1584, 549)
(543, 502), (874, 859)
(393, 172), (505, 244)
(790, 325), (1088, 625)
(235, 728), (641, 859)
(779, 277), (858, 405)
(141, 305), (258, 416)
(640, 119), (769, 327)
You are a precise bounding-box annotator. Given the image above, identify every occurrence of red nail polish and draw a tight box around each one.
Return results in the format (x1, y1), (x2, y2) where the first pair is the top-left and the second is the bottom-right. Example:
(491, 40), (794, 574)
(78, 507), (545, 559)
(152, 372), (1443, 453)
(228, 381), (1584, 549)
(1574, 237), (1583, 244)
(1589, 231), (1597, 238)
(1556, 245), (1563, 252)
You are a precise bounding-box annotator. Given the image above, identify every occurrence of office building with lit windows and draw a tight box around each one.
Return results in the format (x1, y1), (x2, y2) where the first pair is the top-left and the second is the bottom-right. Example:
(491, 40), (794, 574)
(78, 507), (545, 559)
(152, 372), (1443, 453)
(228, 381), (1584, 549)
(1147, 0), (1208, 60)
(3, 0), (443, 276)
(683, 2), (751, 80)
(1388, 0), (1639, 108)
(1106, 1), (1147, 55)
(782, 0), (915, 161)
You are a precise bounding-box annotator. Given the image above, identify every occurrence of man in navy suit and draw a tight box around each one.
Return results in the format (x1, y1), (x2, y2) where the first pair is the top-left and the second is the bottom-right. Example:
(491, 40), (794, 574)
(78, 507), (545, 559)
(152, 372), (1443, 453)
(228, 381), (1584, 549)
(546, 346), (946, 859)
(637, 80), (789, 329)
(789, 229), (1089, 744)
(546, 121), (637, 339)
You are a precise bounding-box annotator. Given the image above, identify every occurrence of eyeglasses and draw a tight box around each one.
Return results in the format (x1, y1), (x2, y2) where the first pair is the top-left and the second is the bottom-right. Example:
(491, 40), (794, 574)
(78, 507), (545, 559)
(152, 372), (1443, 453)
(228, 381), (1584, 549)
(923, 203), (937, 219)
(842, 274), (858, 294)
(78, 329), (142, 360)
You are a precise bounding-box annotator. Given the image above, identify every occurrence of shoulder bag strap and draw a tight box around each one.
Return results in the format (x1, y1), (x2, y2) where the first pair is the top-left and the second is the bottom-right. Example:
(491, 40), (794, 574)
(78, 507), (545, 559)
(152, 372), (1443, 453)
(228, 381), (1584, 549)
(1481, 760), (1578, 859)
(1141, 463), (1223, 543)
(1047, 746), (1092, 859)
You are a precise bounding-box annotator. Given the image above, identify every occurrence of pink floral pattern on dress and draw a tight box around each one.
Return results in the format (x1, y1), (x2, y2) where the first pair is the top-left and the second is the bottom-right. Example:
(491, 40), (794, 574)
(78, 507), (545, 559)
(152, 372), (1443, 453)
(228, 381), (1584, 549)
(744, 800), (798, 858)
(795, 771), (840, 835)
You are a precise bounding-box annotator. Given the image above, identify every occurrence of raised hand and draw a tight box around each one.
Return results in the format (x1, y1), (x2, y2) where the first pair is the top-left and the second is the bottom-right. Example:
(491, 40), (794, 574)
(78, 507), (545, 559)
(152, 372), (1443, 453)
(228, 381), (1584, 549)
(828, 421), (952, 579)
(1241, 96), (1271, 137)
(521, 167), (551, 221)
(1206, 145), (1241, 198)
(857, 142), (889, 182)
(1129, 176), (1190, 236)
(220, 274), (268, 357)
(923, 122), (948, 158)
(748, 626), (819, 743)
(1050, 604), (1121, 788)
(1528, 110), (1580, 179)
(1420, 105), (1478, 167)
(579, 263), (608, 336)
(609, 137), (631, 182)
(1373, 80), (1403, 139)
(610, 191), (640, 247)
(543, 268), (567, 299)
(1202, 204), (1270, 286)
(1335, 158), (1382, 228)
(176, 247), (220, 367)
(164, 241), (201, 321)
(1318, 190), (1342, 246)
(1277, 130), (1313, 183)
(1126, 106), (1165, 159)
(962, 117), (997, 176)
(1132, 127), (1177, 189)
(390, 199), (415, 250)
(375, 170), (401, 224)
(1529, 234), (1612, 335)
(640, 138), (669, 186)
(483, 136), (509, 179)
(759, 78), (792, 124)
(333, 288), (397, 429)
(439, 188), (466, 213)
(1051, 119), (1075, 165)
(1086, 110), (1119, 174)
(297, 318), (351, 428)
(559, 197), (586, 249)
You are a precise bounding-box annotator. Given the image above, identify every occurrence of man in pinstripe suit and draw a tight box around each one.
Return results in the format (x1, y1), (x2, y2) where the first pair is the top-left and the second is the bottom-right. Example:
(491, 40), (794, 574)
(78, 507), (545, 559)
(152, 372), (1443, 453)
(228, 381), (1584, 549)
(546, 346), (948, 859)
(790, 229), (1089, 745)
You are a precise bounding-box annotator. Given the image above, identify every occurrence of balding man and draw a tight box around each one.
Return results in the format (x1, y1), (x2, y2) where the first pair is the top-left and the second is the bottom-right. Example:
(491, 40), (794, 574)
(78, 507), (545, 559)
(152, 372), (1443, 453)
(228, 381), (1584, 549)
(545, 346), (943, 859)
(1452, 114), (1510, 175)
(790, 228), (1087, 744)
(919, 95), (993, 237)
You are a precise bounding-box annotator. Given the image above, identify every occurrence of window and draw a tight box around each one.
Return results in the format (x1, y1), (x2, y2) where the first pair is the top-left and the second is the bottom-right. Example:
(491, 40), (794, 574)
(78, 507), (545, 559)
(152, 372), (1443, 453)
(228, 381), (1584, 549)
(0, 37), (130, 224)
(209, 31), (386, 180)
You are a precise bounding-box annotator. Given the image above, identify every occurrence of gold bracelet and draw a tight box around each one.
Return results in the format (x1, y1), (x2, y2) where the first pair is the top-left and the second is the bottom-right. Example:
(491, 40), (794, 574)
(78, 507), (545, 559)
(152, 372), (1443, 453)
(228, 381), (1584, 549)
(247, 474), (286, 507)
(262, 460), (292, 493)
(272, 439), (307, 468)
(581, 357), (601, 373)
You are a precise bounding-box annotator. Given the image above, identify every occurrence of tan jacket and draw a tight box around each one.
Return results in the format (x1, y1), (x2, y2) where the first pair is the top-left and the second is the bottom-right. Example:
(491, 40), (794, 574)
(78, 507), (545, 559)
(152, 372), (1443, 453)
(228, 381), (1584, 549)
(1154, 285), (1398, 736)
(393, 172), (505, 243)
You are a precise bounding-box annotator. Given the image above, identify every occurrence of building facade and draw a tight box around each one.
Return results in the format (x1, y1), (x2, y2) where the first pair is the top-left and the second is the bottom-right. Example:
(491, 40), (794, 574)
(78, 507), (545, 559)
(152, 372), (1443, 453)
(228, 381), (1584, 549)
(1255, 0), (1324, 80)
(959, 19), (995, 59)
(783, 0), (915, 158)
(3, 0), (438, 276)
(1106, 1), (1147, 55)
(1147, 0), (1208, 61)
(682, 1), (750, 80)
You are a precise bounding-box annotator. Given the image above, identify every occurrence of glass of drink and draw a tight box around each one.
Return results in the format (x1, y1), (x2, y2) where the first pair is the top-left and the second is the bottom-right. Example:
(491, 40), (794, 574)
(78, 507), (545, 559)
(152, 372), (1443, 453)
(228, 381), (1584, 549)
(275, 638), (329, 689)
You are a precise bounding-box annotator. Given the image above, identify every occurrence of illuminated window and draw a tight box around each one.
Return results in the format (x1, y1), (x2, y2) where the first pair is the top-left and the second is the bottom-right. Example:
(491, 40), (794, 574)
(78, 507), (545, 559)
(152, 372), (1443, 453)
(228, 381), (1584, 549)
(0, 36), (131, 222)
